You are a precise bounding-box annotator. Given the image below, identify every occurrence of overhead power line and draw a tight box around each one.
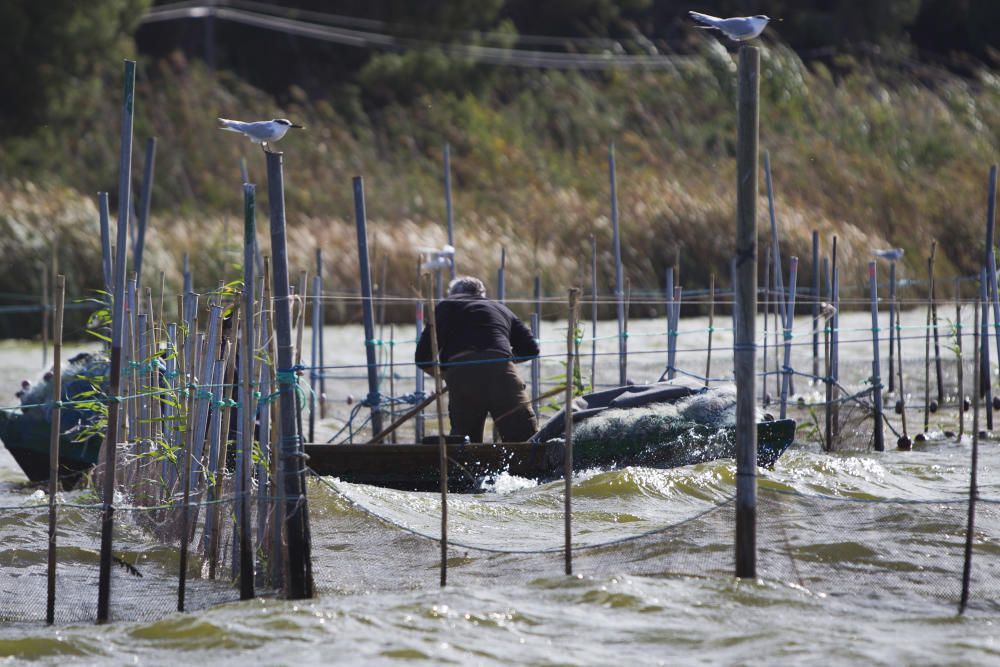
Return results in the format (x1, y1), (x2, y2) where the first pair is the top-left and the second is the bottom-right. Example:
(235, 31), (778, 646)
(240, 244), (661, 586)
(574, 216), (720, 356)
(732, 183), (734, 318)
(141, 2), (696, 71)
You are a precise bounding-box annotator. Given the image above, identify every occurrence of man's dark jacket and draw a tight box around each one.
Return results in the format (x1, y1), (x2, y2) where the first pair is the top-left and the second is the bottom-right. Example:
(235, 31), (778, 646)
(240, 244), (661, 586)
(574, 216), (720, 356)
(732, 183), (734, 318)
(415, 295), (539, 370)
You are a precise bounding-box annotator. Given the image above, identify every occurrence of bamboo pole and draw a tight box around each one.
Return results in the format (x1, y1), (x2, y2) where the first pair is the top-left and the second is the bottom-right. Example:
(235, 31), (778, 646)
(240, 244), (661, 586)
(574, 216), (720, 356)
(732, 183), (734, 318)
(99, 193), (112, 297)
(443, 143), (456, 279)
(414, 291), (425, 443)
(896, 269), (911, 449)
(734, 46), (759, 579)
(811, 231), (819, 381)
(665, 268), (675, 378)
(889, 261), (897, 394)
(762, 244), (770, 404)
(564, 288), (579, 575)
(317, 250), (326, 420)
(45, 274), (65, 625)
(423, 273), (448, 587)
(831, 238), (840, 441)
(869, 262), (885, 451)
(779, 258), (798, 419)
(930, 244), (943, 406)
(984, 166), (998, 431)
(957, 281), (965, 442)
(388, 324), (397, 443)
(960, 289), (981, 614)
(353, 176), (383, 435)
(238, 262), (258, 595)
(97, 60), (136, 624)
(41, 262), (49, 368)
(267, 153), (313, 599)
(295, 271), (308, 446)
(134, 137), (157, 285)
(609, 142), (626, 386)
(177, 305), (198, 612)
(923, 248), (933, 435)
(590, 234), (598, 390)
(309, 272), (320, 443)
(705, 273), (715, 387)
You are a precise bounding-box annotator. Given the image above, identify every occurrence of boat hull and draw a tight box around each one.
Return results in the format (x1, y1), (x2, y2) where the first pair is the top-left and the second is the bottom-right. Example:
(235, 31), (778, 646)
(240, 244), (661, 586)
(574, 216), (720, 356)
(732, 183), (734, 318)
(305, 418), (796, 492)
(0, 410), (102, 486)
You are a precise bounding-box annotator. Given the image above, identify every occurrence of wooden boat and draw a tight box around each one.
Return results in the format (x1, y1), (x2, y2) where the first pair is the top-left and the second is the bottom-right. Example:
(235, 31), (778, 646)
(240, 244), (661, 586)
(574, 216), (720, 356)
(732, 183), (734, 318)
(305, 420), (795, 493)
(0, 410), (102, 485)
(0, 352), (107, 486)
(306, 382), (797, 492)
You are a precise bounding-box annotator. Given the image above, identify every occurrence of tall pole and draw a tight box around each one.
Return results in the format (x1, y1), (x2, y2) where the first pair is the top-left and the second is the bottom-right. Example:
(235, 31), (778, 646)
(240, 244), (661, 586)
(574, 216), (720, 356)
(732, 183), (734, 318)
(46, 274), (65, 625)
(609, 142), (626, 386)
(590, 235), (598, 390)
(564, 288), (579, 575)
(97, 59), (135, 624)
(444, 143), (456, 279)
(734, 46), (759, 579)
(133, 137), (157, 285)
(811, 231), (819, 380)
(99, 193), (112, 297)
(239, 183), (256, 599)
(353, 177), (383, 434)
(869, 262), (885, 452)
(267, 152), (313, 599)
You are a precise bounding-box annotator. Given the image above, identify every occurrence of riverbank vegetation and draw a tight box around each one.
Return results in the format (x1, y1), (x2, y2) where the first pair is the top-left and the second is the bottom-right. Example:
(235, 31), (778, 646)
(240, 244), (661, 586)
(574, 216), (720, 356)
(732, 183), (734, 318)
(1, 1), (999, 336)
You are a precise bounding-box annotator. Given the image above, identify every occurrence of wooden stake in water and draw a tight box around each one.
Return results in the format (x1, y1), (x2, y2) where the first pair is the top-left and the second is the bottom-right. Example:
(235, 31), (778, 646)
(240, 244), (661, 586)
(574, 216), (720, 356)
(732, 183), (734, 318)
(868, 262), (885, 452)
(443, 143), (456, 279)
(353, 176), (383, 435)
(41, 262), (49, 368)
(960, 292), (981, 615)
(811, 231), (819, 380)
(609, 142), (626, 386)
(705, 273), (715, 387)
(665, 268), (675, 379)
(97, 59), (135, 625)
(930, 244), (943, 405)
(896, 272), (911, 449)
(564, 288), (579, 575)
(239, 183), (256, 600)
(266, 151), (313, 599)
(888, 260), (897, 394)
(133, 137), (157, 286)
(734, 45), (759, 579)
(983, 166), (998, 432)
(590, 235), (598, 390)
(45, 274), (65, 625)
(957, 280), (965, 442)
(762, 244), (770, 404)
(423, 273), (448, 587)
(99, 193), (113, 297)
(779, 258), (798, 420)
(924, 248), (933, 434)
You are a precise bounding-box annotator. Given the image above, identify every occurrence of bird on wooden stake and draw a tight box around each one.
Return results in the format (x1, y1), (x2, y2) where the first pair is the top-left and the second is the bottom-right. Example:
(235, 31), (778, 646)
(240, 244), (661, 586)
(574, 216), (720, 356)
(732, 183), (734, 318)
(688, 11), (778, 41)
(218, 117), (304, 153)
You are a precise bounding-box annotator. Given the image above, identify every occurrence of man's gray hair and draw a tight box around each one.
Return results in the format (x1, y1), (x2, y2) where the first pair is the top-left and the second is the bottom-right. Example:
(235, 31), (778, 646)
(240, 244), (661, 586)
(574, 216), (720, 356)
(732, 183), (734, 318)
(448, 276), (487, 298)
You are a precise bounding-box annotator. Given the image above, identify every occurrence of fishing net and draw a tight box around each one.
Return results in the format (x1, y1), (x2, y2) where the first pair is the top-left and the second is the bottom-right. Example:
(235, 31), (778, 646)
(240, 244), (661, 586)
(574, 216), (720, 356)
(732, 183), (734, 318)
(309, 475), (999, 614)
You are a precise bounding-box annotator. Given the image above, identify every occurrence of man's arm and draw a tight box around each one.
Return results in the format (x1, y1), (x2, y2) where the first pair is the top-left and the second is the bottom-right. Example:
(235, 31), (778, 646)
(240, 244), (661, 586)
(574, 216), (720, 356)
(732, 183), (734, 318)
(414, 325), (434, 374)
(509, 316), (539, 361)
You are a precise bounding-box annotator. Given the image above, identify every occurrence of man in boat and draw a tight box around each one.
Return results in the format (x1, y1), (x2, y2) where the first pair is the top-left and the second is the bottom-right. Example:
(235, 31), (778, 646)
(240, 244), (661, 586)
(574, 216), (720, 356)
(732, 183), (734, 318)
(415, 276), (539, 442)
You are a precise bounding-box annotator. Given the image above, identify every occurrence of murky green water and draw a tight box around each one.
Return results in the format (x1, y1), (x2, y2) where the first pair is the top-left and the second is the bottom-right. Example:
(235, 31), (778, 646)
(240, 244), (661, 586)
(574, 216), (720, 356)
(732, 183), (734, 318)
(0, 310), (998, 665)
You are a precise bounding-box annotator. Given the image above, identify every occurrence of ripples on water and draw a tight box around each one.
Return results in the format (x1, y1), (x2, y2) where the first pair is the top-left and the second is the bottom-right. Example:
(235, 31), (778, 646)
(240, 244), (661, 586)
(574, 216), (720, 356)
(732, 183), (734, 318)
(0, 329), (998, 664)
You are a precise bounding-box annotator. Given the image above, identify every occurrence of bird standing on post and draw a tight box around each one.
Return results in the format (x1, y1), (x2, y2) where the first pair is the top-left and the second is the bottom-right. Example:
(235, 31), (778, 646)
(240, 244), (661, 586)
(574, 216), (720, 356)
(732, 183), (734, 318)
(688, 12), (777, 41)
(218, 117), (304, 153)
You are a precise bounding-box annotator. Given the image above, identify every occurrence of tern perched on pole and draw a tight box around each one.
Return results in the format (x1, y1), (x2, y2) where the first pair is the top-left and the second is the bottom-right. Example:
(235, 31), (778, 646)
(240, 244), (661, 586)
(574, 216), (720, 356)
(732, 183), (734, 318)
(218, 117), (304, 153)
(688, 12), (777, 41)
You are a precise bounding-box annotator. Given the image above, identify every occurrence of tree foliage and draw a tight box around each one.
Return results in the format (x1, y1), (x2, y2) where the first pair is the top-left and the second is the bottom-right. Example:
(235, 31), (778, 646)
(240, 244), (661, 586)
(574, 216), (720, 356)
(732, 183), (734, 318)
(0, 0), (150, 136)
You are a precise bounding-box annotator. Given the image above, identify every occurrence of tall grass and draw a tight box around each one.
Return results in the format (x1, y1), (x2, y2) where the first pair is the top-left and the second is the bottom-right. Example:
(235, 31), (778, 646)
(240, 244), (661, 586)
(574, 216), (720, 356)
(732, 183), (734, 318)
(1, 38), (998, 337)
